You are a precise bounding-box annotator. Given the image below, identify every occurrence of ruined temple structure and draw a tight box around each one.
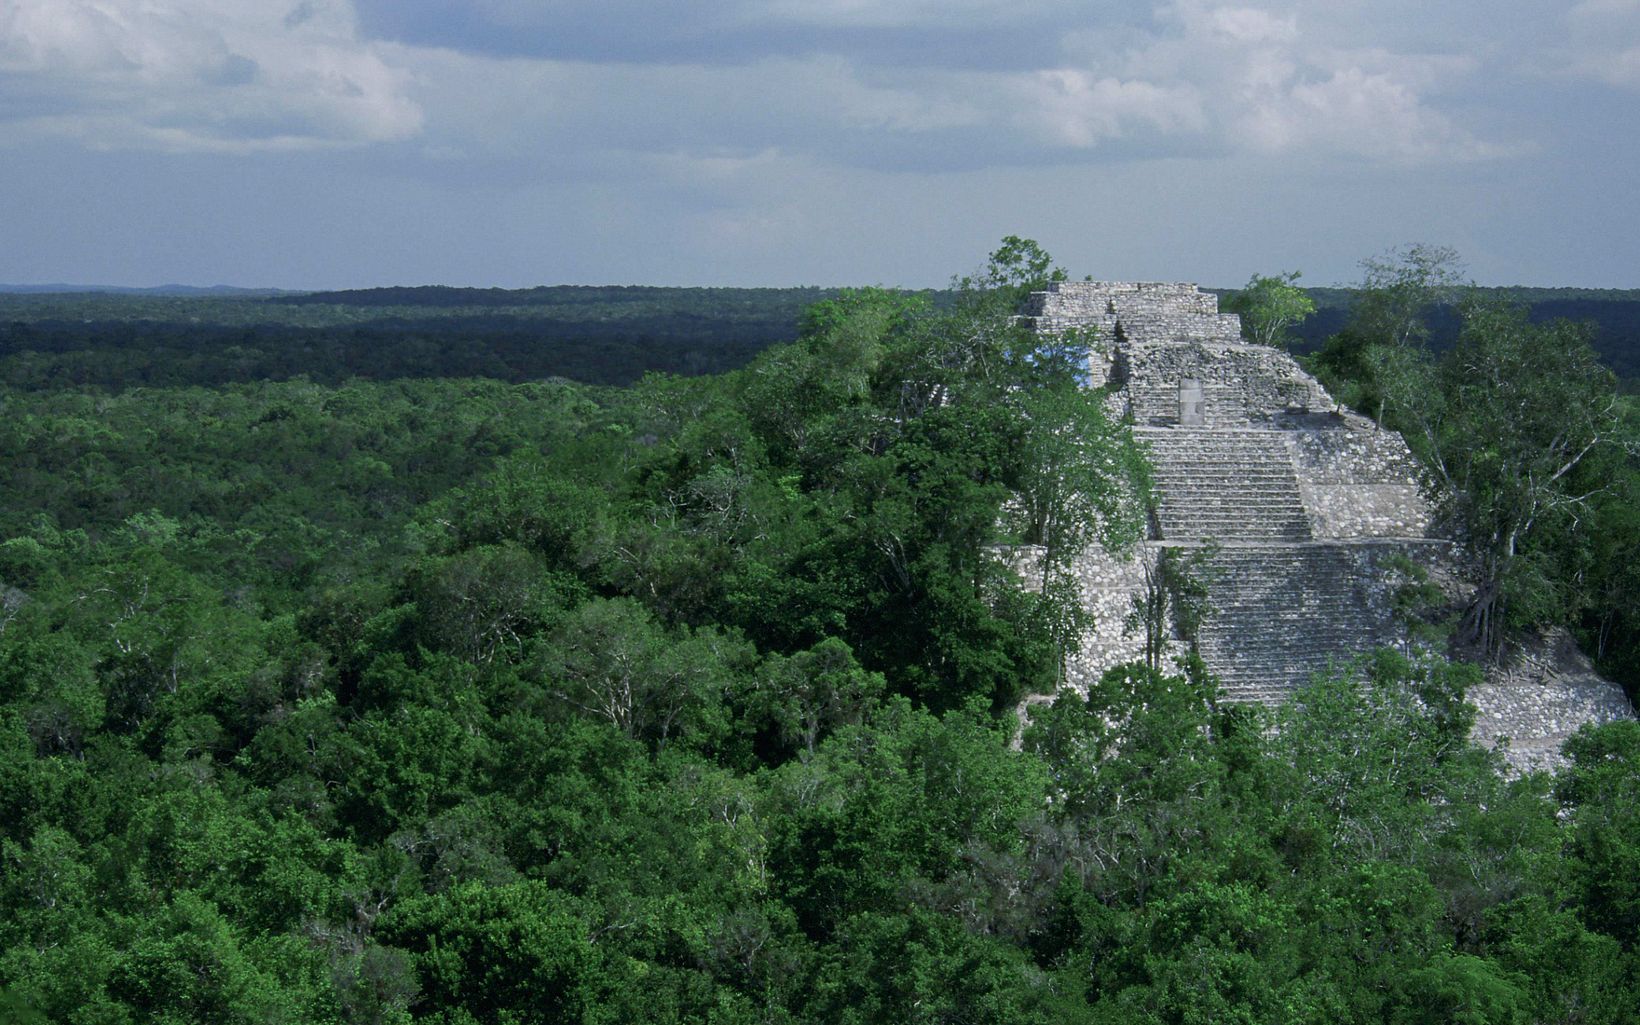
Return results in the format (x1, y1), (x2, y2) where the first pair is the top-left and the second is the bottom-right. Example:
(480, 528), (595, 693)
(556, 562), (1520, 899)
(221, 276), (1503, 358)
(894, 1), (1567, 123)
(1021, 281), (1632, 766)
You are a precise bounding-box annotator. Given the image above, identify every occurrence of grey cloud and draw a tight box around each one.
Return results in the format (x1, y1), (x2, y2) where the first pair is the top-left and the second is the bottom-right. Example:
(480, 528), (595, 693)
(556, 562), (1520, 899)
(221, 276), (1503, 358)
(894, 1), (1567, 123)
(352, 0), (1125, 70)
(284, 3), (321, 30)
(203, 53), (260, 87)
(5, 0), (1634, 297)
(381, 0), (1506, 187)
(1564, 0), (1640, 86)
(0, 0), (1520, 167)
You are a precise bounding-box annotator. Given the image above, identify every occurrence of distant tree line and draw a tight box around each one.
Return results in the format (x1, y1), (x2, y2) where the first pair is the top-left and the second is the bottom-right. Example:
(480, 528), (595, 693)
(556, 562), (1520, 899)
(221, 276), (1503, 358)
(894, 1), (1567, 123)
(4, 280), (1634, 394)
(1282, 294), (1640, 381)
(0, 315), (784, 389)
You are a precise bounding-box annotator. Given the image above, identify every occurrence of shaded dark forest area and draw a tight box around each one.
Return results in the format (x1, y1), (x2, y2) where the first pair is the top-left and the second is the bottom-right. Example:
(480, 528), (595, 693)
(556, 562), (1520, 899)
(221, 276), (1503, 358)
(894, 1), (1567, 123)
(1284, 288), (1640, 381)
(4, 283), (1636, 393)
(0, 287), (845, 389)
(1, 255), (1639, 1023)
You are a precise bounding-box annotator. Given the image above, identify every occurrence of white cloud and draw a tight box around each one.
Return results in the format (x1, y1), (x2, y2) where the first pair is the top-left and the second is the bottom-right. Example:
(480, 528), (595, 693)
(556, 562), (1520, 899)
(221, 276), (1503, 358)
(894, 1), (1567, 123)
(1010, 70), (1204, 148)
(1207, 6), (1299, 44)
(0, 0), (421, 151)
(382, 46), (990, 168)
(0, 0), (1516, 168)
(1277, 67), (1479, 159)
(381, 3), (1499, 178)
(1220, 47), (1505, 160)
(1053, 3), (1501, 162)
(1565, 0), (1640, 86)
(1571, 0), (1640, 18)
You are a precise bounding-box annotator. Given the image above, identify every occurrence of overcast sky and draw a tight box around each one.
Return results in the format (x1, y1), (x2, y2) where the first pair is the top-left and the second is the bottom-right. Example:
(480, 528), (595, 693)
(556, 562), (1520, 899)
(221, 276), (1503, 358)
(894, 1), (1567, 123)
(1, 0), (1635, 289)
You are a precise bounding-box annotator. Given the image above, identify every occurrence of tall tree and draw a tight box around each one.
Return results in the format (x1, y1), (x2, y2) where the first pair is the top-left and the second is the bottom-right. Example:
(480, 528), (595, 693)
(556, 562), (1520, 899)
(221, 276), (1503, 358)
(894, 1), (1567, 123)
(1225, 270), (1316, 349)
(1351, 243), (1467, 350)
(1381, 301), (1623, 653)
(1312, 243), (1467, 422)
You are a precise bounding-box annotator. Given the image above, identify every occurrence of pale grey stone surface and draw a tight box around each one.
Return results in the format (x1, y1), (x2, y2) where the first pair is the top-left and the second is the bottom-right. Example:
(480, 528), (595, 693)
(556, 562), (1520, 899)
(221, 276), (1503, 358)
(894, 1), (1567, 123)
(1469, 628), (1635, 774)
(1012, 543), (1185, 691)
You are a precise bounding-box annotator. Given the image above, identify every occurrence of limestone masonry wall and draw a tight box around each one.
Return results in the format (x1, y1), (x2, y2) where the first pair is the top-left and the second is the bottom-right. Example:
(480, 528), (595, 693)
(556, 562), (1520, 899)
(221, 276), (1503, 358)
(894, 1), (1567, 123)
(1114, 343), (1335, 425)
(1468, 628), (1636, 773)
(1022, 281), (1233, 343)
(1024, 279), (1633, 769)
(1284, 416), (1425, 483)
(1284, 414), (1435, 538)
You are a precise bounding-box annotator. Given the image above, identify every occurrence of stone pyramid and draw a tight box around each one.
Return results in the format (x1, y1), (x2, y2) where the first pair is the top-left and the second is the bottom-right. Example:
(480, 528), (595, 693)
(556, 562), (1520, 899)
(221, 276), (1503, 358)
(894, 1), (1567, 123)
(1021, 280), (1634, 768)
(1022, 281), (1450, 705)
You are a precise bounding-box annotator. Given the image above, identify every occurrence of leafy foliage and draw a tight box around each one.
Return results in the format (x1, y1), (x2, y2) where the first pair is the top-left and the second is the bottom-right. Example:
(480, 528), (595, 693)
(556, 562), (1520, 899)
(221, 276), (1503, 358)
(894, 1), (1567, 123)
(0, 241), (1635, 1022)
(1225, 270), (1316, 349)
(1307, 248), (1638, 680)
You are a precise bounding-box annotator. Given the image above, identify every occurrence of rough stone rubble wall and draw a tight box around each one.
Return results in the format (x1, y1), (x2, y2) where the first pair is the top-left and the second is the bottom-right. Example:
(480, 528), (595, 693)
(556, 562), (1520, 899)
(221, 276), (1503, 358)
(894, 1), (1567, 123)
(1013, 544), (1185, 693)
(1468, 628), (1636, 773)
(1114, 343), (1336, 426)
(1021, 281), (1235, 343)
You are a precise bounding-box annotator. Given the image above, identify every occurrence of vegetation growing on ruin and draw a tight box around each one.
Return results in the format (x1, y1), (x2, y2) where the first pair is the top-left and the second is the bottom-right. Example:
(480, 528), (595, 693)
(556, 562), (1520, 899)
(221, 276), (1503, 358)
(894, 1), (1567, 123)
(1224, 270), (1316, 348)
(1307, 247), (1640, 680)
(1, 242), (1638, 1023)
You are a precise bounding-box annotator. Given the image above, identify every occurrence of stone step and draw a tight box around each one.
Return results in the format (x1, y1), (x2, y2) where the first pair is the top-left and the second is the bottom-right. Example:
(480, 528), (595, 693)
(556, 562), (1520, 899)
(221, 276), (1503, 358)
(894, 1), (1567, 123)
(1209, 608), (1367, 620)
(1158, 506), (1309, 517)
(1161, 498), (1312, 511)
(1153, 478), (1300, 487)
(1158, 497), (1307, 508)
(1154, 481), (1303, 493)
(1159, 519), (1308, 541)
(1213, 610), (1377, 626)
(1153, 463), (1294, 470)
(1174, 543), (1402, 703)
(1161, 520), (1311, 530)
(1157, 501), (1307, 510)
(1153, 461), (1297, 468)
(1156, 492), (1304, 502)
(1158, 516), (1310, 527)
(1200, 637), (1384, 659)
(1143, 429), (1310, 542)
(1150, 456), (1295, 462)
(1153, 462), (1298, 469)
(1162, 530), (1310, 542)
(1161, 529), (1310, 542)
(1152, 458), (1296, 466)
(1160, 506), (1305, 516)
(1216, 687), (1296, 707)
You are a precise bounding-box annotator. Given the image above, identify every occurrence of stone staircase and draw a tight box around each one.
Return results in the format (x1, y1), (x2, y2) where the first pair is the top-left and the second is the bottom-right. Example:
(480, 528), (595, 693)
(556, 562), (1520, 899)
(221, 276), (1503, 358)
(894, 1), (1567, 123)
(1142, 428), (1310, 541)
(1192, 543), (1396, 705)
(1020, 279), (1632, 754)
(1143, 426), (1392, 703)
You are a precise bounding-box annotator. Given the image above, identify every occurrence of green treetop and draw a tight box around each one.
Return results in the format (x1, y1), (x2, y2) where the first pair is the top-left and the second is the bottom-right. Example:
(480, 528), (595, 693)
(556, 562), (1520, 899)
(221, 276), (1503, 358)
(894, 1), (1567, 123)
(1225, 270), (1316, 348)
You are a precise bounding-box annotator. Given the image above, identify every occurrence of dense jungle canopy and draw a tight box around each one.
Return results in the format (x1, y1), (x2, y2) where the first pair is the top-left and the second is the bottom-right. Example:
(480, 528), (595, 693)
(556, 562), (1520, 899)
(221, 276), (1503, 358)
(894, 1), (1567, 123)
(1, 244), (1638, 1023)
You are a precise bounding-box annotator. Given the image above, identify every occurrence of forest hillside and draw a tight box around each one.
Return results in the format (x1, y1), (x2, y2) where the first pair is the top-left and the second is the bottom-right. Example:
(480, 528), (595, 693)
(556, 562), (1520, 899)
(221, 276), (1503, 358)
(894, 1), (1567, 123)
(1, 244), (1638, 1023)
